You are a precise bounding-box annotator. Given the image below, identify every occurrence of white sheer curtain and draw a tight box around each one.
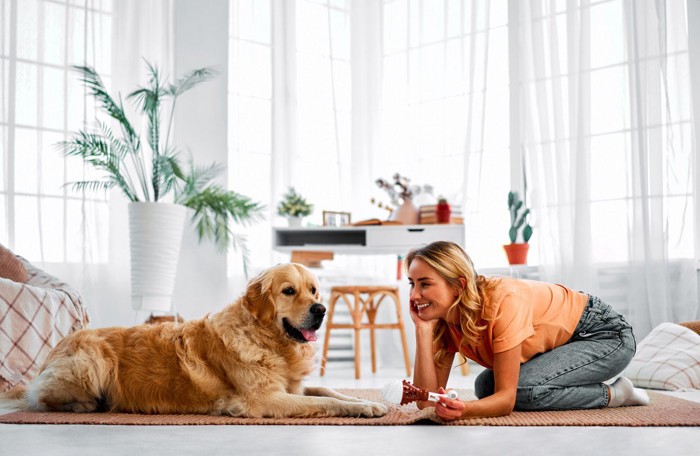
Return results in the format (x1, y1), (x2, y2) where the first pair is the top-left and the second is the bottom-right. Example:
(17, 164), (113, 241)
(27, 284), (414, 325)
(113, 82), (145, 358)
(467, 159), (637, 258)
(519, 0), (698, 337)
(623, 0), (697, 335)
(379, 0), (507, 267)
(113, 0), (174, 87)
(517, 0), (595, 289)
(0, 0), (112, 322)
(375, 0), (501, 366)
(230, 0), (356, 272)
(230, 0), (508, 271)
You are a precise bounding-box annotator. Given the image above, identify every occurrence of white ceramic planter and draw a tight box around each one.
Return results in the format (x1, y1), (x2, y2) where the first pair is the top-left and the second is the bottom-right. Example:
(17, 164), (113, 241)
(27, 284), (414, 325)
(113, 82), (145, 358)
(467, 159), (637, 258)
(287, 216), (303, 227)
(129, 202), (188, 311)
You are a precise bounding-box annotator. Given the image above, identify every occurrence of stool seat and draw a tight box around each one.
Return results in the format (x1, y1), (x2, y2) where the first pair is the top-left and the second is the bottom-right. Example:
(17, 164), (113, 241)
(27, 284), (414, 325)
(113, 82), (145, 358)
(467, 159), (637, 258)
(328, 285), (398, 293)
(321, 284), (411, 379)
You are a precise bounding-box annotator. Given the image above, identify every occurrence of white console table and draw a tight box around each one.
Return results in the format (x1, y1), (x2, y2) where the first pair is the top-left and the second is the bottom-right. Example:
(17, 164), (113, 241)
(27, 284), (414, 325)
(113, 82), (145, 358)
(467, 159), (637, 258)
(272, 224), (465, 255)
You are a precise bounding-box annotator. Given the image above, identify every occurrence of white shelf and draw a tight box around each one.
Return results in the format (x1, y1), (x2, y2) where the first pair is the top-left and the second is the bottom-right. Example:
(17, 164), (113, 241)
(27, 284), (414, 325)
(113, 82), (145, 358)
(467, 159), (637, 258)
(273, 224), (465, 254)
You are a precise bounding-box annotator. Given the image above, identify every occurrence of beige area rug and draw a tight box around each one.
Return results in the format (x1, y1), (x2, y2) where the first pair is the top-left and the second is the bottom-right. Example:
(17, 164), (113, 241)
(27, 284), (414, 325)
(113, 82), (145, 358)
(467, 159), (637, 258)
(1, 389), (698, 427)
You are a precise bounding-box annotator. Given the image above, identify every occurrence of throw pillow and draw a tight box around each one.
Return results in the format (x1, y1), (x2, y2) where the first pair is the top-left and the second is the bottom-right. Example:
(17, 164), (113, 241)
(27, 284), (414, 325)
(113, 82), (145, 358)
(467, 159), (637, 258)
(623, 322), (700, 391)
(0, 244), (28, 283)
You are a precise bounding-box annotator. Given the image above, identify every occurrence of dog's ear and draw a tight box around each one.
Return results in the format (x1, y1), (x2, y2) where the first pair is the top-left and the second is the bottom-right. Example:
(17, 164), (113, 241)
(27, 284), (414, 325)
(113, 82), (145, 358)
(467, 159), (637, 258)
(241, 273), (276, 325)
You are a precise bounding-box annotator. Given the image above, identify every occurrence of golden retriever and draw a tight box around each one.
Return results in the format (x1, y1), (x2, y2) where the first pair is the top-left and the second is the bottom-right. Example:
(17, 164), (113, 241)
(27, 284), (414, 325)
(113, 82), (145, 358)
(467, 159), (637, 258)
(1, 263), (387, 418)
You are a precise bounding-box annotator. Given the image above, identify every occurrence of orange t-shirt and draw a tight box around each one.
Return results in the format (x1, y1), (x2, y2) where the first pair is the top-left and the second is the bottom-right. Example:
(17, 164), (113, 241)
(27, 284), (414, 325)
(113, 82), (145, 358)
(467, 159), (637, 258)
(442, 277), (588, 368)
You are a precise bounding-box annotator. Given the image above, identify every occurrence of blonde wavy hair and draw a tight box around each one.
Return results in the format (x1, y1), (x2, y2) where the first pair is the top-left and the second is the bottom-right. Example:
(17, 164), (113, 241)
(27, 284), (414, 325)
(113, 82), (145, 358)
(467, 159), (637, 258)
(405, 241), (496, 368)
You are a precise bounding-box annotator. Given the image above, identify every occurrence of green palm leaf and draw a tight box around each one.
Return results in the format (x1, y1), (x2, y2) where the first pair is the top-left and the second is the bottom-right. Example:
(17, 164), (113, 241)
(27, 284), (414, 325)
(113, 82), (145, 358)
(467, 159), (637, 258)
(166, 67), (218, 97)
(66, 180), (116, 195)
(154, 146), (182, 197)
(175, 161), (264, 275)
(59, 131), (138, 201)
(72, 65), (138, 150)
(128, 61), (166, 200)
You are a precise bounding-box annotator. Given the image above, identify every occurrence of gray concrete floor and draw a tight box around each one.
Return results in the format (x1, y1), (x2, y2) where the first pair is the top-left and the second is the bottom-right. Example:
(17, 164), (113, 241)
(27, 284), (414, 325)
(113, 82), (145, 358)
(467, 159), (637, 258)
(1, 363), (699, 456)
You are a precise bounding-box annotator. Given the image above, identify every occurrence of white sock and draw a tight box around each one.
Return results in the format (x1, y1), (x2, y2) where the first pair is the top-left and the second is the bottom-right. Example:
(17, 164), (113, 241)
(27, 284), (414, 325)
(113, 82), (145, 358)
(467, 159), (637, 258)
(607, 376), (650, 407)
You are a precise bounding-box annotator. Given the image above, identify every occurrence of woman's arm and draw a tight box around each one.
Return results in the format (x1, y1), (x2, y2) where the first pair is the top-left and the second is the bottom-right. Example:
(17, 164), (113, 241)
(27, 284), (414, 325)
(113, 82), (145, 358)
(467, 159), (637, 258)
(435, 343), (522, 420)
(412, 324), (455, 409)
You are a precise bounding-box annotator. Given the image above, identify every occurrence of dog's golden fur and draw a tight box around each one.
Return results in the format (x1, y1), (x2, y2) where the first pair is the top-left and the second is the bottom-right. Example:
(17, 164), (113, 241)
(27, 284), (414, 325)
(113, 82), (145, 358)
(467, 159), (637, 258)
(1, 263), (387, 418)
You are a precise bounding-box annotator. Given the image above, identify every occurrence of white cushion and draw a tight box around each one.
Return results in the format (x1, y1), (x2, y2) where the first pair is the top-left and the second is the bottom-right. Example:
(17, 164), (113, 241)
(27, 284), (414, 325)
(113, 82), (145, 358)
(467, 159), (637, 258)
(623, 322), (700, 391)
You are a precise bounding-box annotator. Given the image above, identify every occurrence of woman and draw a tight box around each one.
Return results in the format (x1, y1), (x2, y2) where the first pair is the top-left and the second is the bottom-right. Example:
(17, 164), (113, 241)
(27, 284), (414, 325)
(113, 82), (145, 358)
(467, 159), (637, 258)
(406, 241), (648, 421)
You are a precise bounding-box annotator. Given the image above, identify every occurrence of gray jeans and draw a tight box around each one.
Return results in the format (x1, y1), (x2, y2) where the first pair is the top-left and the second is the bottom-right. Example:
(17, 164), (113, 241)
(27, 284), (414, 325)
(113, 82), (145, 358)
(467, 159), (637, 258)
(474, 295), (636, 410)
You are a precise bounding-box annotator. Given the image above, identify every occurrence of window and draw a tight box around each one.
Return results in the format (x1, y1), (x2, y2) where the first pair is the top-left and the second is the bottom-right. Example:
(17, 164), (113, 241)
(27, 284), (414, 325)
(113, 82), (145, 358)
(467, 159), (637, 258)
(295, 0), (351, 216)
(518, 0), (693, 265)
(228, 0), (695, 272)
(1, 0), (112, 263)
(228, 0), (273, 273)
(381, 0), (510, 267)
(228, 0), (351, 271)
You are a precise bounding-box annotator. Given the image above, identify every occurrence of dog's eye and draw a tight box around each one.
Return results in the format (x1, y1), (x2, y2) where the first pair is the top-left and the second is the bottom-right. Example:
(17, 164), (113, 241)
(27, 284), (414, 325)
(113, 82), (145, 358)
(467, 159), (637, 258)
(282, 287), (295, 296)
(311, 287), (317, 295)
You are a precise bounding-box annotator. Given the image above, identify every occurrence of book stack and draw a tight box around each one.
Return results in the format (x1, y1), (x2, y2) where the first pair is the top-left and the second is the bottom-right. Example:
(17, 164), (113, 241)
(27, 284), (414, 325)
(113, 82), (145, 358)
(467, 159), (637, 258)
(419, 204), (464, 225)
(351, 219), (404, 226)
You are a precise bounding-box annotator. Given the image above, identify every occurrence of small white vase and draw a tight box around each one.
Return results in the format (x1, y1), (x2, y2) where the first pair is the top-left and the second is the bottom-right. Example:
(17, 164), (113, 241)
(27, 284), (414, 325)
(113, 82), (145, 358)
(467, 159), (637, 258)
(287, 216), (303, 227)
(390, 199), (419, 225)
(129, 202), (188, 311)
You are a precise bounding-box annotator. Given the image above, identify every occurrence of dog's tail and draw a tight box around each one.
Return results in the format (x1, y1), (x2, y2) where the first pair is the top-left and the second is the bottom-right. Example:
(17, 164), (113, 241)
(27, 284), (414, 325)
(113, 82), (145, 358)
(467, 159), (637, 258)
(0, 384), (28, 411)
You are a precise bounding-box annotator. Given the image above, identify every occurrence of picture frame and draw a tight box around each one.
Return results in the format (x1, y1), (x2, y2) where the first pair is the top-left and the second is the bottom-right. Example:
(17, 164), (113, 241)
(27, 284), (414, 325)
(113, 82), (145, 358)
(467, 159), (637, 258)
(322, 211), (351, 227)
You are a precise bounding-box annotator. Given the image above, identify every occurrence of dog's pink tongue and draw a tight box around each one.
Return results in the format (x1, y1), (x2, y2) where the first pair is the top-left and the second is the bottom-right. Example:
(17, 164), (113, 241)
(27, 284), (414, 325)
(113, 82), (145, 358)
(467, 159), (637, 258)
(301, 329), (318, 342)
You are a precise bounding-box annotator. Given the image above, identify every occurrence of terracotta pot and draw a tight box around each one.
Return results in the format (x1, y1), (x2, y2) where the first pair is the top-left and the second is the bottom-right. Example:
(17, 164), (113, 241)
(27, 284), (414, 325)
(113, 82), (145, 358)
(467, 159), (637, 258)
(503, 243), (529, 265)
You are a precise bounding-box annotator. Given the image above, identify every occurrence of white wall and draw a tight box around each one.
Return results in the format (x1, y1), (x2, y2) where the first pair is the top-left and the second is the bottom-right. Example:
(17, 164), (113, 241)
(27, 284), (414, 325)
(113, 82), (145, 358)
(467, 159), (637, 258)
(171, 0), (241, 320)
(689, 0), (700, 305)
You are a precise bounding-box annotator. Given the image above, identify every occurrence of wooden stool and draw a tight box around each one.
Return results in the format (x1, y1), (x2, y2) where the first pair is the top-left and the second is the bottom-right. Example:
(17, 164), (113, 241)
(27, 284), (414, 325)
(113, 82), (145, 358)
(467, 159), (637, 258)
(320, 285), (412, 379)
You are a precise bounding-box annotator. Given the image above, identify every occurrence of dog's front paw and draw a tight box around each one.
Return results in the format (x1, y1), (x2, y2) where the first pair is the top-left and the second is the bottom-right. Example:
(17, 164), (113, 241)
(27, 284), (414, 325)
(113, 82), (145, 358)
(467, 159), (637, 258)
(359, 400), (388, 417)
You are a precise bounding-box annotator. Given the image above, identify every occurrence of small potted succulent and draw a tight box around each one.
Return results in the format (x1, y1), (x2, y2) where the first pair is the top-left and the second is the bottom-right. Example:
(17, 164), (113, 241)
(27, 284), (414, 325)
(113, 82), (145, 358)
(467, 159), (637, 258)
(503, 191), (533, 265)
(277, 187), (313, 226)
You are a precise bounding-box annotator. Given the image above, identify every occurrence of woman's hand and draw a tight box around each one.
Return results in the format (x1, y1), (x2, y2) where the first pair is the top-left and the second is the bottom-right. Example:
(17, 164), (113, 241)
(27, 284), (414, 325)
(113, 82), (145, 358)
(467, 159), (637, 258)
(432, 345), (522, 420)
(409, 300), (439, 332)
(434, 387), (465, 421)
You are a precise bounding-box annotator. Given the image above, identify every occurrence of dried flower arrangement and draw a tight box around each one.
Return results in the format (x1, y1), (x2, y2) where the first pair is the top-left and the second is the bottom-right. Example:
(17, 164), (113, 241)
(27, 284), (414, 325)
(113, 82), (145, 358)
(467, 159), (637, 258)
(374, 173), (432, 207)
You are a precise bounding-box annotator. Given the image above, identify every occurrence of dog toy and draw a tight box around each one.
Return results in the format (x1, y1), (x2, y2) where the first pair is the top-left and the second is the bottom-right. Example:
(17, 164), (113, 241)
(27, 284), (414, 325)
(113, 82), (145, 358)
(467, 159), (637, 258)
(380, 380), (458, 405)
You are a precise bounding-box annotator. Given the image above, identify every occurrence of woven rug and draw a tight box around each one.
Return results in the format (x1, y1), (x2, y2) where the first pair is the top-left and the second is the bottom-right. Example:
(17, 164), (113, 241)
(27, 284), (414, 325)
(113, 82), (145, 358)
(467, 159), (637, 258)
(1, 389), (698, 427)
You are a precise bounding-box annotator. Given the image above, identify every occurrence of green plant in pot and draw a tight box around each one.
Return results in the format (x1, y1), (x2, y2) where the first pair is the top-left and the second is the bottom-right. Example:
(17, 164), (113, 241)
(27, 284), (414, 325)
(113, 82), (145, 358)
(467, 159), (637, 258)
(277, 187), (313, 226)
(60, 61), (264, 310)
(503, 191), (533, 265)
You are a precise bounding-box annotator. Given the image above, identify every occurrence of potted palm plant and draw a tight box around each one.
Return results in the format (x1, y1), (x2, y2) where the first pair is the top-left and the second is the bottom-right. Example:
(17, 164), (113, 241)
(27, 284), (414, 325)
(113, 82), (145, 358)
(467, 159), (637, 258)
(61, 61), (264, 311)
(503, 191), (533, 265)
(277, 187), (313, 226)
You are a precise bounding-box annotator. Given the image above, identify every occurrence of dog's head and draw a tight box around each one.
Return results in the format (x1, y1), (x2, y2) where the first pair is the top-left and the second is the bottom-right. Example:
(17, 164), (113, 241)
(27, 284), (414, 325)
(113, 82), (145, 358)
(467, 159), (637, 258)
(241, 263), (325, 343)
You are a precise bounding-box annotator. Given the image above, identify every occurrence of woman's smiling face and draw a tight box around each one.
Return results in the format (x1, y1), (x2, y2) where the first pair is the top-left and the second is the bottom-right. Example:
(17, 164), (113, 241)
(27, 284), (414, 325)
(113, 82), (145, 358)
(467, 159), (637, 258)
(407, 258), (459, 321)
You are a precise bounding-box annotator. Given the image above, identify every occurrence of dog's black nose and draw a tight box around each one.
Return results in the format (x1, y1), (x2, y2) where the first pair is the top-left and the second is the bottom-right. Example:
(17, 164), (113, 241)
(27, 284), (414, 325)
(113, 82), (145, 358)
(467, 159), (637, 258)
(310, 303), (326, 315)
